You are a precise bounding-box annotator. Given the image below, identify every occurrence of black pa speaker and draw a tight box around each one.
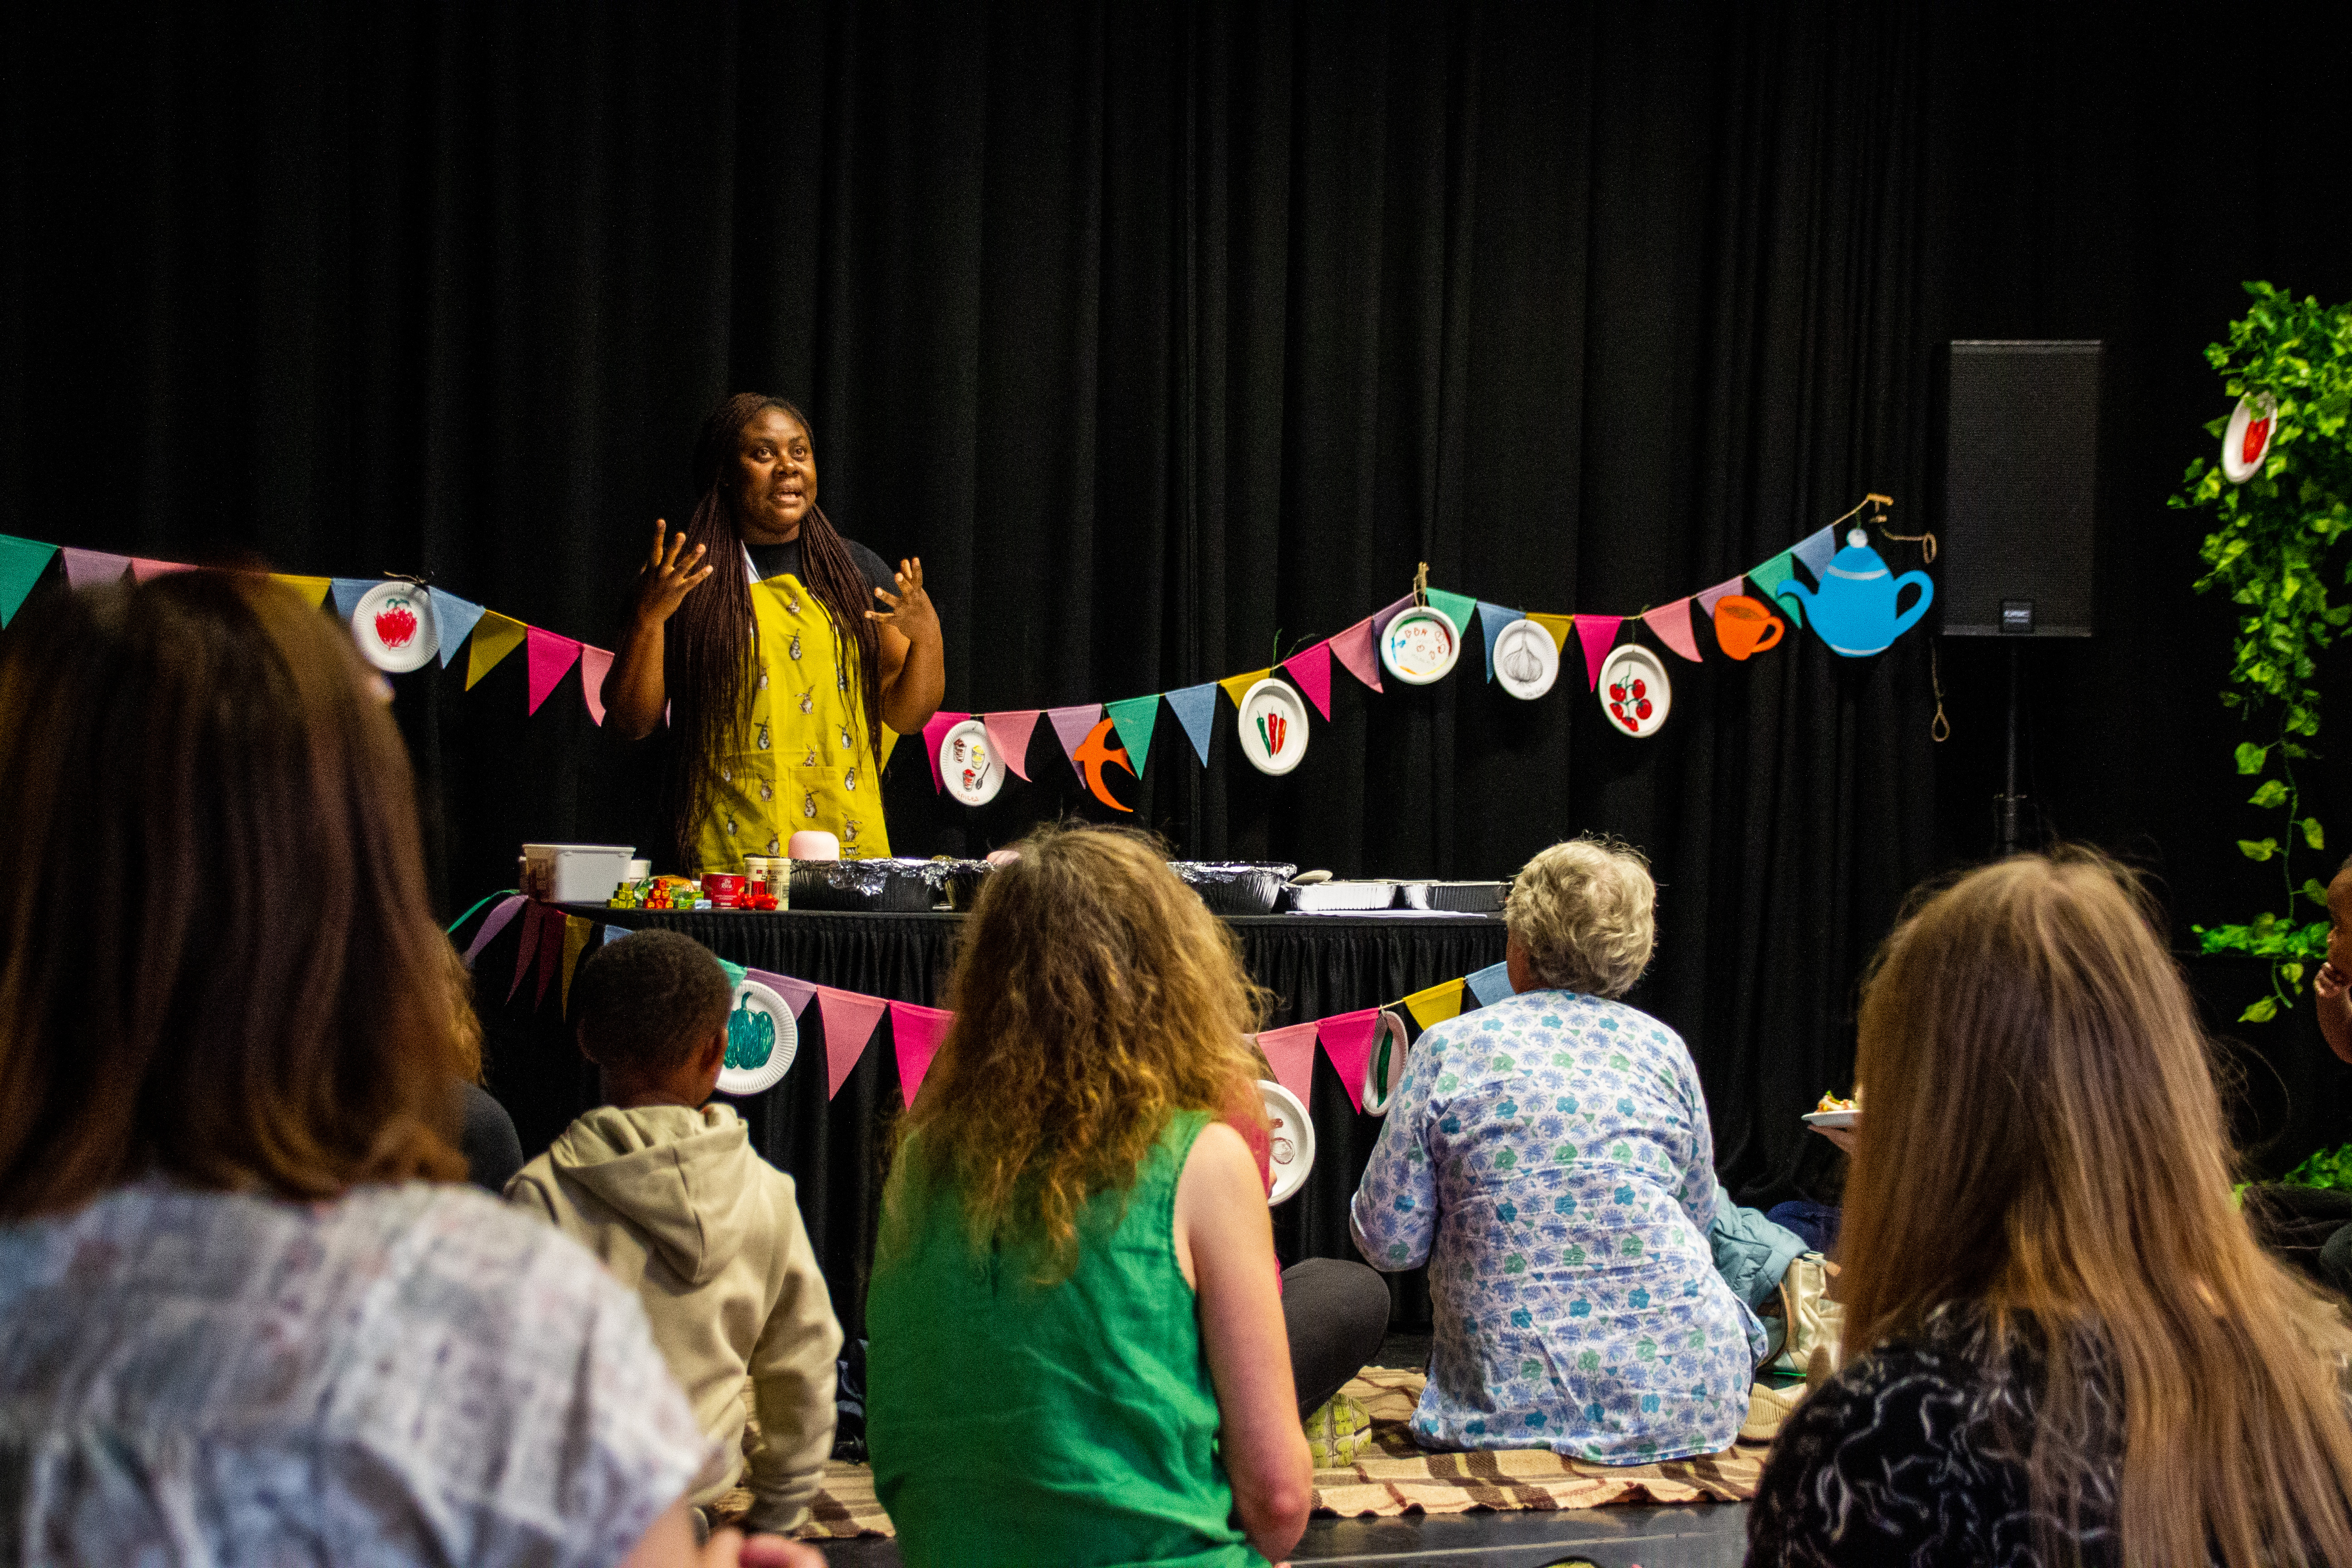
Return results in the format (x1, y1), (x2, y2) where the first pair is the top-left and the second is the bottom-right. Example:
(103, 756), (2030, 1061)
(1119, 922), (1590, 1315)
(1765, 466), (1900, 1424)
(1934, 340), (2101, 637)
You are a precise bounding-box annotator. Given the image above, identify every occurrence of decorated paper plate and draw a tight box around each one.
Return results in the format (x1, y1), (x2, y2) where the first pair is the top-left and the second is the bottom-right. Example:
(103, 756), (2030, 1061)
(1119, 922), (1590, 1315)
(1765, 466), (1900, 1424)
(1258, 1079), (1317, 1206)
(716, 978), (799, 1097)
(1800, 1109), (1857, 1130)
(938, 718), (1006, 807)
(1491, 617), (1560, 701)
(1597, 643), (1671, 738)
(1380, 604), (1461, 685)
(2221, 390), (2279, 484)
(1361, 1009), (1411, 1116)
(1236, 677), (1310, 776)
(351, 581), (440, 672)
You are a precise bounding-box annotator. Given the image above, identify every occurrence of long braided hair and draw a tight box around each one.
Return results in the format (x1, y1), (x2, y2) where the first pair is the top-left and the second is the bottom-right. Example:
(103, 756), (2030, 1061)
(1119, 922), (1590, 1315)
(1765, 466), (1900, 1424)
(664, 394), (885, 867)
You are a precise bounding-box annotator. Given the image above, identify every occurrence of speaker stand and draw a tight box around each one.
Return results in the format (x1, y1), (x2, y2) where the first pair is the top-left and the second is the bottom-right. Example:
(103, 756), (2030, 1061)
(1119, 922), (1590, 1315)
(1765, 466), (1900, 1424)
(1998, 642), (2027, 858)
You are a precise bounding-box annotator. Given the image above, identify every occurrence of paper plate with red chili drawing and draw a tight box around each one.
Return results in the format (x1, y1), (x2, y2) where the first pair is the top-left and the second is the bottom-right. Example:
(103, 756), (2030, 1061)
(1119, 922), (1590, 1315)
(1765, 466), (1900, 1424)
(351, 582), (441, 673)
(1597, 644), (1671, 738)
(2221, 390), (2279, 484)
(1236, 677), (1310, 776)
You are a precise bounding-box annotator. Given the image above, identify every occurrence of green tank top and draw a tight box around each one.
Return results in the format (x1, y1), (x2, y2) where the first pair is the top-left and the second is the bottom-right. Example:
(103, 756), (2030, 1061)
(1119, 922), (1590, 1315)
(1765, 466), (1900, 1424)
(866, 1108), (1265, 1568)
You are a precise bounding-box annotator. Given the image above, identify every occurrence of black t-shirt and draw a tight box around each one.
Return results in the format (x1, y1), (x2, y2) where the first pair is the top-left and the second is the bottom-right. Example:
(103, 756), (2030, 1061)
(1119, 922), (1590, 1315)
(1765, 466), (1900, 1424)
(746, 535), (895, 612)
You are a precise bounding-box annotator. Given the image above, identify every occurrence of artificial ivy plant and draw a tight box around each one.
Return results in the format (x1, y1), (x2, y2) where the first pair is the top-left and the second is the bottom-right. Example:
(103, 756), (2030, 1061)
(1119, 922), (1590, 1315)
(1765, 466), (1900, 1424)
(2171, 283), (2352, 1021)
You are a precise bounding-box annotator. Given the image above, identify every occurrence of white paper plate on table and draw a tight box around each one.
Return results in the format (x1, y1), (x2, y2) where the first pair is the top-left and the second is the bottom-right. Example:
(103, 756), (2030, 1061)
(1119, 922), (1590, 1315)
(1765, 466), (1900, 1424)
(1361, 1009), (1411, 1117)
(351, 581), (440, 672)
(938, 718), (1006, 807)
(1491, 617), (1560, 700)
(1258, 1079), (1317, 1206)
(1236, 677), (1310, 776)
(1800, 1109), (1857, 1129)
(716, 978), (798, 1096)
(1380, 604), (1461, 685)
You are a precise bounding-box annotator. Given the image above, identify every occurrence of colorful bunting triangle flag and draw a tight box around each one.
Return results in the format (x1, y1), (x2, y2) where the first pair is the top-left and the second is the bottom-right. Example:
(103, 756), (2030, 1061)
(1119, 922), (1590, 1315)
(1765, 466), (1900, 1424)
(984, 710), (1041, 781)
(1476, 602), (1521, 682)
(1526, 612), (1575, 654)
(1401, 977), (1467, 1029)
(1642, 600), (1703, 662)
(466, 612), (529, 690)
(460, 893), (529, 970)
(1574, 615), (1622, 689)
(1282, 642), (1335, 720)
(1164, 683), (1219, 765)
(744, 970), (816, 1019)
(717, 958), (748, 990)
(1695, 576), (1745, 617)
(1318, 1007), (1383, 1114)
(890, 1000), (956, 1107)
(525, 628), (583, 715)
(433, 591), (488, 667)
(578, 647), (614, 726)
(1747, 552), (1801, 624)
(0, 535), (57, 625)
(533, 899), (568, 1009)
(1255, 1020), (1320, 1106)
(1046, 704), (1103, 778)
(559, 916), (595, 1013)
(1424, 589), (1477, 640)
(269, 573), (332, 608)
(1104, 695), (1161, 777)
(1465, 960), (1515, 1009)
(816, 986), (889, 1100)
(919, 710), (969, 793)
(330, 578), (378, 619)
(1369, 592), (1417, 643)
(1791, 525), (1839, 583)
(1329, 618), (1383, 692)
(129, 558), (193, 582)
(1215, 671), (1270, 710)
(508, 901), (548, 1003)
(63, 549), (132, 589)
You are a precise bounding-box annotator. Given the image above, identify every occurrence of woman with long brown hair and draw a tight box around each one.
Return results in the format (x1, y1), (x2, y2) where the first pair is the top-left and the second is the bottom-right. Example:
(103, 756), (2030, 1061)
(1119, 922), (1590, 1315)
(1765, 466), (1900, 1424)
(603, 394), (946, 867)
(1747, 849), (2352, 1568)
(0, 573), (817, 1568)
(864, 824), (1324, 1568)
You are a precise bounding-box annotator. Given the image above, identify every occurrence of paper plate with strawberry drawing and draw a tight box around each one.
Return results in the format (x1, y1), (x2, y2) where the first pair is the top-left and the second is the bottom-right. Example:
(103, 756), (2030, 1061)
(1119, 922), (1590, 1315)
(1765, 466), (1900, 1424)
(1598, 644), (1671, 738)
(351, 581), (440, 672)
(938, 719), (1007, 807)
(1491, 617), (1561, 701)
(2221, 390), (2279, 484)
(1379, 604), (1461, 685)
(1236, 677), (1310, 776)
(716, 977), (799, 1097)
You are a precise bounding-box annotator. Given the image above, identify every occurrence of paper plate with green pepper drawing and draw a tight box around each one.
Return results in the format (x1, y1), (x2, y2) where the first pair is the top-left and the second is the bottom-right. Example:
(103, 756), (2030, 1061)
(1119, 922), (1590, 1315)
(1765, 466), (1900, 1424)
(1236, 677), (1310, 776)
(716, 977), (799, 1096)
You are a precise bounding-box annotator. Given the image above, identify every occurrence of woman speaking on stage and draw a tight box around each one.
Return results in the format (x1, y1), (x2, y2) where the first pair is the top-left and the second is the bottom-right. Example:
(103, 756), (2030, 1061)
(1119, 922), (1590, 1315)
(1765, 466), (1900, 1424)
(604, 395), (946, 868)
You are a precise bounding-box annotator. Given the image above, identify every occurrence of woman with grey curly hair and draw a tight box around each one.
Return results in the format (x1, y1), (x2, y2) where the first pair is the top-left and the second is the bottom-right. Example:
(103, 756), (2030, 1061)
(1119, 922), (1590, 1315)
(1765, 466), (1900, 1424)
(1350, 836), (1764, 1463)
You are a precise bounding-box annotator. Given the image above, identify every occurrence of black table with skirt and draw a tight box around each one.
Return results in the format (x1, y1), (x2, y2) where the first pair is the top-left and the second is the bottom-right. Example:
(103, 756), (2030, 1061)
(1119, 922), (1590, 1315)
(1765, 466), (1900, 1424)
(469, 902), (1505, 1335)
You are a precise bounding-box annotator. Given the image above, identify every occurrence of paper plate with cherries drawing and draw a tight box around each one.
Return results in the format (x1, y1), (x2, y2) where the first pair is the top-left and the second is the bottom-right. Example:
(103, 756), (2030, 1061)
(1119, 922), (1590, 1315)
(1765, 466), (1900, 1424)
(715, 978), (799, 1097)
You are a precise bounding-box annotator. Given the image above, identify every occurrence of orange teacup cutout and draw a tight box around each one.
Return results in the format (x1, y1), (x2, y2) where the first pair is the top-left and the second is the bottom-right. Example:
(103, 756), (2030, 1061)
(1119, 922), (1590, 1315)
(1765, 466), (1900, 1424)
(1712, 594), (1785, 661)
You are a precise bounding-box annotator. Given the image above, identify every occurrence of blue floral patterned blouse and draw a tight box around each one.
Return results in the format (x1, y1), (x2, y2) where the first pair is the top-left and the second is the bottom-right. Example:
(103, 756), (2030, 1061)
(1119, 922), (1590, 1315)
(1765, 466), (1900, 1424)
(1350, 989), (1764, 1462)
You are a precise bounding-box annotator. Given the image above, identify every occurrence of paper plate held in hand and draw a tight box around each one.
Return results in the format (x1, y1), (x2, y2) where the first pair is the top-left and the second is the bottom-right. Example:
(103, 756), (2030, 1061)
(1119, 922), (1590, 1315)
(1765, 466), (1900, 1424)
(938, 718), (1006, 807)
(1258, 1079), (1317, 1206)
(1361, 1009), (1411, 1116)
(351, 582), (440, 673)
(1236, 678), (1310, 776)
(1380, 604), (1461, 685)
(716, 978), (799, 1097)
(1491, 617), (1560, 700)
(1800, 1109), (1857, 1130)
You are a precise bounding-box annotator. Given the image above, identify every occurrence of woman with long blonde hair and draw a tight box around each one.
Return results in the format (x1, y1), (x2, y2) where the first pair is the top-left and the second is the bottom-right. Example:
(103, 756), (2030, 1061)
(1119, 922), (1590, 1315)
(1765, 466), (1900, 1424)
(1747, 849), (2352, 1568)
(866, 825), (1338, 1568)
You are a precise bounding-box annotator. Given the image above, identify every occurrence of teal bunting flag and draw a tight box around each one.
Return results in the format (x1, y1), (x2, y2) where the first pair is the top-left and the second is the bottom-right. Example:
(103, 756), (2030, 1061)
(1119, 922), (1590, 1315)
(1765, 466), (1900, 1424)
(1104, 695), (1161, 777)
(0, 534), (59, 626)
(1424, 589), (1478, 640)
(1747, 551), (1802, 625)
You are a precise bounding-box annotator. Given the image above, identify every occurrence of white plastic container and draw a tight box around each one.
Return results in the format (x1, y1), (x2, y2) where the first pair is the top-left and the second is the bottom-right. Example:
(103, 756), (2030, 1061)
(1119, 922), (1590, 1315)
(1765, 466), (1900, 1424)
(520, 843), (637, 904)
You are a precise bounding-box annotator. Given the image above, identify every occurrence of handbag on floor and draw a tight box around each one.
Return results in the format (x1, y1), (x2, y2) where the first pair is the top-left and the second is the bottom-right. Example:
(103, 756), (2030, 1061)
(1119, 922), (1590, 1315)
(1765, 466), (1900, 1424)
(1758, 1251), (1842, 1379)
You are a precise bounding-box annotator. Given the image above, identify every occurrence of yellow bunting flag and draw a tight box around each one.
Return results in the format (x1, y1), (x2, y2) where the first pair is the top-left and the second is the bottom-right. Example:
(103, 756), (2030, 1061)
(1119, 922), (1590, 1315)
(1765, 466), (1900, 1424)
(270, 573), (333, 609)
(466, 612), (530, 690)
(1217, 669), (1274, 710)
(1402, 977), (1467, 1030)
(1525, 613), (1575, 654)
(560, 916), (595, 1014)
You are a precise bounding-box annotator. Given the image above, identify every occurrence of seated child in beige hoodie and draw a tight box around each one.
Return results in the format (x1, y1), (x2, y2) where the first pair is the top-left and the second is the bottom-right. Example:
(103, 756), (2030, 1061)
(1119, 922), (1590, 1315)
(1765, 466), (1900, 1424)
(507, 929), (842, 1535)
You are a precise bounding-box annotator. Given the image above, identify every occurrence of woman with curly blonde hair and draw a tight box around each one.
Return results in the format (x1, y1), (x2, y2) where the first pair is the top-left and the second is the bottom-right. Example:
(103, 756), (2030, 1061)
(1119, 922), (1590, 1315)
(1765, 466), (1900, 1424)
(865, 824), (1331, 1568)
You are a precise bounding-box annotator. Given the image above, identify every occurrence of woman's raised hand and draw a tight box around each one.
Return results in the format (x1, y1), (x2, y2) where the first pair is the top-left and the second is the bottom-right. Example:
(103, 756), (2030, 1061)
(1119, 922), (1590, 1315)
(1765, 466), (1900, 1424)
(635, 519), (714, 626)
(867, 557), (941, 647)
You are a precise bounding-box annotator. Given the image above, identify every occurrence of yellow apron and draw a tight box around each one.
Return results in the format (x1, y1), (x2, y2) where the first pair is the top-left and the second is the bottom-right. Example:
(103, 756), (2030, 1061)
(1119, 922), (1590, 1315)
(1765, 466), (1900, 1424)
(691, 571), (894, 870)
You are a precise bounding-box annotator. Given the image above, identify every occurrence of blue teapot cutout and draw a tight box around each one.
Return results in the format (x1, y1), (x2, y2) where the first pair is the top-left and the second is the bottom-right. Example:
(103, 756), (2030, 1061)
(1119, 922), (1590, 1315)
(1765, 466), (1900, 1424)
(1774, 532), (1932, 657)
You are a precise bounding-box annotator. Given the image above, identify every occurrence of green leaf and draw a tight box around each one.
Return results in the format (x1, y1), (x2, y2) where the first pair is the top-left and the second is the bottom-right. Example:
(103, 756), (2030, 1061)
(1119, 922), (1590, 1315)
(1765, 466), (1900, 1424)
(2306, 817), (2327, 851)
(2242, 996), (2280, 1024)
(2237, 741), (2270, 774)
(2284, 963), (2306, 987)
(2250, 779), (2290, 807)
(2239, 838), (2280, 862)
(2305, 878), (2332, 908)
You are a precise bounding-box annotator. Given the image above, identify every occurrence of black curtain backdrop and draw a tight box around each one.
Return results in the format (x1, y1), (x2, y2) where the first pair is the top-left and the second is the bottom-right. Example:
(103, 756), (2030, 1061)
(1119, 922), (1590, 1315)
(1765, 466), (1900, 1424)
(9, 1), (2352, 1206)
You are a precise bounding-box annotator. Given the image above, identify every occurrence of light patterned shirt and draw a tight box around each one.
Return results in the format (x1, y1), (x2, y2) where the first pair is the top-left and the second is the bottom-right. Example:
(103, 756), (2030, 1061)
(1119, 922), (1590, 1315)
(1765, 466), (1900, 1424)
(1350, 990), (1764, 1463)
(0, 1180), (713, 1568)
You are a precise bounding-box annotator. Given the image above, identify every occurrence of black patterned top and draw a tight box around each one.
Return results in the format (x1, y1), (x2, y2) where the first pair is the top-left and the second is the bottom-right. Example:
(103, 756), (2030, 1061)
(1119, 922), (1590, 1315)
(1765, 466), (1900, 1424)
(1745, 1307), (2123, 1568)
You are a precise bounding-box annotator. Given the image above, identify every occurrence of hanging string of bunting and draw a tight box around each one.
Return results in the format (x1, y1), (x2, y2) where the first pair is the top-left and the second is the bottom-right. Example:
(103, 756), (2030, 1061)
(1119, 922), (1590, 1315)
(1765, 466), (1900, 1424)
(0, 501), (1931, 775)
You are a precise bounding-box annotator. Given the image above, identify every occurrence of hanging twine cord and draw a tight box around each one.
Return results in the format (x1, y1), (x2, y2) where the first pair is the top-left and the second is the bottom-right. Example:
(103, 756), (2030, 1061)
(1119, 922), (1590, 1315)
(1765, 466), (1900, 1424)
(1930, 641), (1951, 742)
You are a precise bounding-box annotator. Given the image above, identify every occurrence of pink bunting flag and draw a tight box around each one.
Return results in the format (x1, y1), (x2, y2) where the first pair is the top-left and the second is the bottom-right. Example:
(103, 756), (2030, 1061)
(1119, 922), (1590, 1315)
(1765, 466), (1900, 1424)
(61, 548), (131, 588)
(1574, 615), (1622, 690)
(918, 710), (969, 794)
(1282, 641), (1335, 720)
(816, 986), (890, 1099)
(461, 894), (529, 969)
(1254, 1021), (1321, 1106)
(984, 710), (1042, 781)
(1317, 1008), (1383, 1114)
(1328, 617), (1384, 693)
(524, 628), (583, 716)
(1695, 576), (1745, 617)
(1046, 704), (1103, 777)
(745, 968), (817, 1019)
(1642, 600), (1703, 662)
(508, 901), (548, 1003)
(890, 1000), (956, 1107)
(578, 646), (614, 726)
(129, 558), (194, 581)
(533, 898), (568, 1008)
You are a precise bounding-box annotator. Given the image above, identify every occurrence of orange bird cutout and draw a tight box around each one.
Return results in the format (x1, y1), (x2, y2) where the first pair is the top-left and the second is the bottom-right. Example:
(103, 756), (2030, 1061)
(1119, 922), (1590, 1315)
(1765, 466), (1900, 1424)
(1073, 717), (1137, 813)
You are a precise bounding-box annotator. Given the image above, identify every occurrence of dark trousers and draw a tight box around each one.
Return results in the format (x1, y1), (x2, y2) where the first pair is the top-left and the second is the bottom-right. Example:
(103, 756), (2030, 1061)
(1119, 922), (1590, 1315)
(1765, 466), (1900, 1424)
(1281, 1257), (1392, 1416)
(2242, 1184), (2352, 1296)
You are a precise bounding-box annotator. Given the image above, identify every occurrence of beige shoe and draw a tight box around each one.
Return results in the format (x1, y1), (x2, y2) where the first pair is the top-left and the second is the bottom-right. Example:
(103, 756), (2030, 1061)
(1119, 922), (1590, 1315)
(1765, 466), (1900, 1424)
(1740, 1380), (1810, 1443)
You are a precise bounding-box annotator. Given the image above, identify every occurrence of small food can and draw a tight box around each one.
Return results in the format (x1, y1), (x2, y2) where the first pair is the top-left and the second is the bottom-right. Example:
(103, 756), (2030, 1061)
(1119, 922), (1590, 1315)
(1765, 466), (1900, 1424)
(702, 872), (745, 909)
